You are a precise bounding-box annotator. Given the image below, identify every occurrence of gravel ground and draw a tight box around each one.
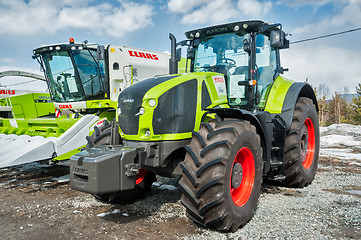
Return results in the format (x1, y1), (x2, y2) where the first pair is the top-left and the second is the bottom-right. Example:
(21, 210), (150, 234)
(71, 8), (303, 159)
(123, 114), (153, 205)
(0, 154), (360, 239)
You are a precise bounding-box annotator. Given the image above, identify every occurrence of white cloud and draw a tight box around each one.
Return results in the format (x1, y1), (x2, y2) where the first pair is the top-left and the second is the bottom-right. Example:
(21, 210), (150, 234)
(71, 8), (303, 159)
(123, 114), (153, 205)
(0, 58), (16, 64)
(0, 0), (154, 37)
(167, 0), (272, 25)
(237, 0), (272, 18)
(276, 0), (334, 7)
(168, 0), (209, 14)
(282, 45), (361, 95)
(288, 0), (361, 37)
(180, 0), (238, 24)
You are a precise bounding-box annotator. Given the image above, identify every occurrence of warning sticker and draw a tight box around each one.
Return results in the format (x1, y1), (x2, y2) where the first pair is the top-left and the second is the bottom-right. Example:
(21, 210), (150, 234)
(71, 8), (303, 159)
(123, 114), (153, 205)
(9, 119), (18, 128)
(212, 75), (226, 96)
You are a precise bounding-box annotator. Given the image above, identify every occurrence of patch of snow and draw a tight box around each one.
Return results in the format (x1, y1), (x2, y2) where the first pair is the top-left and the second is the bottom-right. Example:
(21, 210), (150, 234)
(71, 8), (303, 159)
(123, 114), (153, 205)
(15, 162), (50, 171)
(320, 124), (361, 160)
(350, 161), (361, 167)
(0, 179), (17, 186)
(52, 174), (70, 183)
(152, 182), (161, 187)
(347, 190), (361, 196)
(321, 135), (361, 148)
(158, 184), (178, 191)
(320, 148), (361, 161)
(97, 209), (121, 217)
(320, 124), (361, 138)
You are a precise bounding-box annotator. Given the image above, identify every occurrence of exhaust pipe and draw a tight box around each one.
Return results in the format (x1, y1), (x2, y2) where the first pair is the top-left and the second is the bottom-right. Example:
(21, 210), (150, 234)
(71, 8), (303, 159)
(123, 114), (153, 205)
(169, 33), (178, 74)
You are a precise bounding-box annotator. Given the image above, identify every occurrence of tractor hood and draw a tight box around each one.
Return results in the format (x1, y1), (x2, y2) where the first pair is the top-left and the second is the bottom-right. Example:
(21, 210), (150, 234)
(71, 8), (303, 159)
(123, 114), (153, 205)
(117, 75), (179, 136)
(117, 72), (228, 141)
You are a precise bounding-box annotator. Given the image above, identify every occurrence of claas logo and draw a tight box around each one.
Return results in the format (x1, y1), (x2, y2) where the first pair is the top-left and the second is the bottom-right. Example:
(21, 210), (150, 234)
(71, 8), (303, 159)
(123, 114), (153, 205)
(128, 50), (159, 60)
(59, 104), (72, 109)
(0, 90), (15, 95)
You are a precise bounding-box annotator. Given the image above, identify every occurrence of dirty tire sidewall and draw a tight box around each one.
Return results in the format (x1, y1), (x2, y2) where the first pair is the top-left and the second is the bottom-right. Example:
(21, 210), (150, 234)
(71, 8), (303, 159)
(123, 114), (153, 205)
(223, 127), (263, 230)
(179, 119), (263, 232)
(283, 97), (320, 187)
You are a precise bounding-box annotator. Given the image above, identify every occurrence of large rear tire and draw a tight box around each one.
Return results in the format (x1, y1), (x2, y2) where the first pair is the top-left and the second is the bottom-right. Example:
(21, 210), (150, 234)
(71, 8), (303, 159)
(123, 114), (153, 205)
(86, 119), (112, 148)
(179, 119), (263, 232)
(282, 97), (319, 187)
(87, 119), (156, 203)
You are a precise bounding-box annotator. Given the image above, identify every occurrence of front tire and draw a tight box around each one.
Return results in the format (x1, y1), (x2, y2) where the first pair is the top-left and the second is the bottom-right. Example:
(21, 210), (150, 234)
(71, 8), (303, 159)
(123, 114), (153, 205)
(282, 97), (320, 187)
(179, 119), (263, 232)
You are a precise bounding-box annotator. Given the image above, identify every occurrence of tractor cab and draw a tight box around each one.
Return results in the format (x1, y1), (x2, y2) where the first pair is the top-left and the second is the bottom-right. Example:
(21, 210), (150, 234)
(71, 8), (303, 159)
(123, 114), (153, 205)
(171, 20), (289, 111)
(33, 40), (107, 103)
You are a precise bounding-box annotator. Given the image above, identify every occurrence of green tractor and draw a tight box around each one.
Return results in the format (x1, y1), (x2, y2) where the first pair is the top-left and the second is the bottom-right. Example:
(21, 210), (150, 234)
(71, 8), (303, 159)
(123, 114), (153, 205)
(70, 20), (319, 231)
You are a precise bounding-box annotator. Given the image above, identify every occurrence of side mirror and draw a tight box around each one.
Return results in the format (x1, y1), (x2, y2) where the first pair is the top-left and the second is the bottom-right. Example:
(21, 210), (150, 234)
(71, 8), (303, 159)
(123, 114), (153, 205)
(187, 47), (196, 59)
(176, 48), (182, 62)
(243, 38), (251, 54)
(96, 45), (105, 60)
(270, 30), (285, 48)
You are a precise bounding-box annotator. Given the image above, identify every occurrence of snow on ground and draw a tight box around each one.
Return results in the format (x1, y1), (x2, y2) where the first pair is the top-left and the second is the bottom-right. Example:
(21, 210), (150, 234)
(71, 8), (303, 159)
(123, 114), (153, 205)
(320, 124), (361, 161)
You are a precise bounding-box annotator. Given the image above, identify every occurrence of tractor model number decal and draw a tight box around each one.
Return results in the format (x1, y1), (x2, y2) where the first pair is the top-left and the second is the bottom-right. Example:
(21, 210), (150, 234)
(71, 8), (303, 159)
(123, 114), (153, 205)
(0, 90), (15, 95)
(9, 119), (18, 128)
(128, 50), (159, 60)
(59, 104), (73, 109)
(212, 75), (227, 96)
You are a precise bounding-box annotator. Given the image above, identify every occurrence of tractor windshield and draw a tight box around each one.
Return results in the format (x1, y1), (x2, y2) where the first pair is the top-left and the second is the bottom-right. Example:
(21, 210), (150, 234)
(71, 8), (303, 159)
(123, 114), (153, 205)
(194, 33), (249, 101)
(41, 48), (106, 103)
(194, 33), (276, 107)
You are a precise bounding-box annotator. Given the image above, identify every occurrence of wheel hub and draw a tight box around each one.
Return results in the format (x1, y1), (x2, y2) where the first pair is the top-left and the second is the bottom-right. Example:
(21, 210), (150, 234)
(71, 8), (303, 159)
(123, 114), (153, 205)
(300, 126), (309, 161)
(231, 163), (243, 189)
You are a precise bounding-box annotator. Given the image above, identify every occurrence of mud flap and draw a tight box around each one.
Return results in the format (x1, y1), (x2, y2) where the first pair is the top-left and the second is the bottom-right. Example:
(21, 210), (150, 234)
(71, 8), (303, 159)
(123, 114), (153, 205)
(70, 146), (140, 195)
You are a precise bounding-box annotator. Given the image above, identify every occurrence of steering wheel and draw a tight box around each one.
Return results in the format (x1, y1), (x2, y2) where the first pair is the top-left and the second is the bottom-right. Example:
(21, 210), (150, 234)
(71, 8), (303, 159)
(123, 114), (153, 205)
(219, 58), (236, 67)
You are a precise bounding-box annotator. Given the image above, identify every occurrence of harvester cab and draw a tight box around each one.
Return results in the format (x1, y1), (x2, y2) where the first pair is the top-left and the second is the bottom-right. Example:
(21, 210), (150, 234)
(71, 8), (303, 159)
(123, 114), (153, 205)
(70, 20), (319, 232)
(33, 39), (169, 111)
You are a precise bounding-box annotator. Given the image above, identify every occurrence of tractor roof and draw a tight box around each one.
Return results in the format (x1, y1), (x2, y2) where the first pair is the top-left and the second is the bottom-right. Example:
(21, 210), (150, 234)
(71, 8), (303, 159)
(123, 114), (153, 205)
(185, 20), (278, 40)
(33, 43), (97, 55)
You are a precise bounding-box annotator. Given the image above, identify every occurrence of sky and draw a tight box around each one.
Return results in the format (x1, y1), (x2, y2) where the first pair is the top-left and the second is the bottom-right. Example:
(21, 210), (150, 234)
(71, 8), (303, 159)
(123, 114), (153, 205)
(0, 0), (360, 96)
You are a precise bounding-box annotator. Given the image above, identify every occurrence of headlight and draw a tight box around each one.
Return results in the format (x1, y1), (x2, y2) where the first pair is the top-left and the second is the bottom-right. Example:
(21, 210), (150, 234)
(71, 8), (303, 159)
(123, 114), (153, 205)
(149, 99), (156, 107)
(117, 108), (121, 115)
(145, 130), (151, 137)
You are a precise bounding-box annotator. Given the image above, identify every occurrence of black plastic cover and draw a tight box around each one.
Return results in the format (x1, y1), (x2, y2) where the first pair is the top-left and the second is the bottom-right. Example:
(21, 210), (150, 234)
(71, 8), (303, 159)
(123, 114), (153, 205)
(118, 75), (177, 135)
(153, 79), (197, 134)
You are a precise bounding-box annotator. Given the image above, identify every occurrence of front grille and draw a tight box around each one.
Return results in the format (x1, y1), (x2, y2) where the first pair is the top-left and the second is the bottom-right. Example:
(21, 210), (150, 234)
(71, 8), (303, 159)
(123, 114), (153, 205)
(118, 93), (141, 135)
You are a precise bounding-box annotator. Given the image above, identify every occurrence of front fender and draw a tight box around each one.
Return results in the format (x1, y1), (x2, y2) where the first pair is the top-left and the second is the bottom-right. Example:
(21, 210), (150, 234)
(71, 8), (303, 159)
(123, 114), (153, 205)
(204, 108), (273, 175)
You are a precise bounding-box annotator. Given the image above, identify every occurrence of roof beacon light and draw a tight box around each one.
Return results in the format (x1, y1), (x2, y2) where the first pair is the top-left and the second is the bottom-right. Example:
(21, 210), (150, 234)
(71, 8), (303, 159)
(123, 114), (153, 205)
(69, 38), (75, 44)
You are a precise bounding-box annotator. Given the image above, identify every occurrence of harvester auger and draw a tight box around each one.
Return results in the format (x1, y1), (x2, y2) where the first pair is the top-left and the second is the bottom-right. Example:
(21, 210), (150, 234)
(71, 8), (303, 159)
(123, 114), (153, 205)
(70, 20), (319, 231)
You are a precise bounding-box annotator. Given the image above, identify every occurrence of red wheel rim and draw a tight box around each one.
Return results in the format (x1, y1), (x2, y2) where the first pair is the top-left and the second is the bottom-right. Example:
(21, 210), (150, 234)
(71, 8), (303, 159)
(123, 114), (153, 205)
(302, 118), (315, 169)
(136, 169), (147, 185)
(230, 147), (255, 207)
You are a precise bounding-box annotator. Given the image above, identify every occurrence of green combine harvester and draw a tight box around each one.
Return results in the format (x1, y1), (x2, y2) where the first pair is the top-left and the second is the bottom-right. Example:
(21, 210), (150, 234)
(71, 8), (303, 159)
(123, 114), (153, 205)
(70, 20), (320, 231)
(0, 40), (170, 168)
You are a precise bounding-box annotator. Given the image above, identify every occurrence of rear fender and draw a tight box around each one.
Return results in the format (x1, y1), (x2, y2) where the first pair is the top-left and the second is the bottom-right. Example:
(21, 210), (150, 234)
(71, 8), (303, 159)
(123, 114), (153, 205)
(279, 82), (317, 130)
(265, 76), (318, 130)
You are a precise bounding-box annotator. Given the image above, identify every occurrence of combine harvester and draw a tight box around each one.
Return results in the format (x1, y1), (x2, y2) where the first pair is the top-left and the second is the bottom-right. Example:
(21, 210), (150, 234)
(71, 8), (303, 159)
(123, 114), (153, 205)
(0, 39), (170, 168)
